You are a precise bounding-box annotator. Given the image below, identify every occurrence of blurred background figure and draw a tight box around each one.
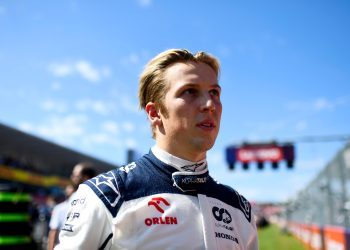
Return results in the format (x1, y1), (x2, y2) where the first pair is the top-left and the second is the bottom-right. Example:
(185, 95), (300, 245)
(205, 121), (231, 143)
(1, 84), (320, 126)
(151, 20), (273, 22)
(47, 162), (96, 249)
(70, 162), (97, 191)
(47, 184), (75, 250)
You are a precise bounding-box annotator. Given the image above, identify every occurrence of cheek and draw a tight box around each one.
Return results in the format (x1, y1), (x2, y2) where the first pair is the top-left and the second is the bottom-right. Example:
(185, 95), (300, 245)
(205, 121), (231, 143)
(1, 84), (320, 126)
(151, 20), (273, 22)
(169, 100), (191, 116)
(167, 110), (192, 131)
(216, 102), (223, 115)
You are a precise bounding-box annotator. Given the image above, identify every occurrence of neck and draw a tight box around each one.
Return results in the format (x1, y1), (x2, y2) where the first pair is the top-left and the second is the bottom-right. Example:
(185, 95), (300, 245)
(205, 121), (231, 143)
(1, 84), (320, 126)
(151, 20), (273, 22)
(152, 145), (207, 172)
(155, 141), (206, 162)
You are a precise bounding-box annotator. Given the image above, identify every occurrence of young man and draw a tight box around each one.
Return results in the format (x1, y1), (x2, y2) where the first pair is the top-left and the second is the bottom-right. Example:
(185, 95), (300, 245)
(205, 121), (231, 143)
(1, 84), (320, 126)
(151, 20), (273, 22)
(56, 49), (258, 249)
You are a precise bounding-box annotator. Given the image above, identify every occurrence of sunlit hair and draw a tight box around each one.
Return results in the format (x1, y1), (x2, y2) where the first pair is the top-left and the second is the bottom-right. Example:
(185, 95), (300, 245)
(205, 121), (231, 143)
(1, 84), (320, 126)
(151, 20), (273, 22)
(73, 162), (96, 179)
(138, 49), (220, 138)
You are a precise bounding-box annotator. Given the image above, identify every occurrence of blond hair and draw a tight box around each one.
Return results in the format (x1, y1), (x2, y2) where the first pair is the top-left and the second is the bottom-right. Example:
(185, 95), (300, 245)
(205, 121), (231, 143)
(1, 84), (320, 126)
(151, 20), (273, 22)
(138, 49), (220, 138)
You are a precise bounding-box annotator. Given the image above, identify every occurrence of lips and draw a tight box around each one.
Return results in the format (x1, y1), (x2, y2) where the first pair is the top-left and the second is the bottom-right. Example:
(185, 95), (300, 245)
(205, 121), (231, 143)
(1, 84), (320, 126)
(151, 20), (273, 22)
(197, 119), (216, 129)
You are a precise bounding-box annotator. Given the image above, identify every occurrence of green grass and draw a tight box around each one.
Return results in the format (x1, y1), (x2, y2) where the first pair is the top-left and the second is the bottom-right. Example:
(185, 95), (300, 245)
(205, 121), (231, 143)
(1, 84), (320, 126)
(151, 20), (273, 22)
(258, 224), (306, 250)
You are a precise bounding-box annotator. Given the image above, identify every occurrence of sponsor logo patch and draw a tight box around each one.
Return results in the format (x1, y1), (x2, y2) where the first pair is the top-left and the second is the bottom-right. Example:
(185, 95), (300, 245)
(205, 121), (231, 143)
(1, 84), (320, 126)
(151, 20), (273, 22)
(212, 206), (234, 231)
(62, 223), (74, 232)
(215, 222), (234, 231)
(144, 217), (178, 226)
(212, 206), (232, 224)
(71, 198), (86, 206)
(145, 197), (178, 226)
(148, 197), (170, 213)
(181, 176), (208, 184)
(215, 232), (239, 244)
(119, 162), (136, 173)
(66, 212), (80, 221)
(181, 162), (206, 172)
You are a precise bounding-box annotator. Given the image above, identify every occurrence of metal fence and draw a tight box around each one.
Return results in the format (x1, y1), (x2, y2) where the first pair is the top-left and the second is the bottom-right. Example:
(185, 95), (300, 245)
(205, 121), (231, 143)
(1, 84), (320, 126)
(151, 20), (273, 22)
(285, 142), (350, 228)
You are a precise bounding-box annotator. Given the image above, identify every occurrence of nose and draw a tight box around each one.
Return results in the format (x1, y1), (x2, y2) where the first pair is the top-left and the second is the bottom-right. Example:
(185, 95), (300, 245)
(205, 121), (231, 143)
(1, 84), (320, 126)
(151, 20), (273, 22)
(200, 95), (216, 112)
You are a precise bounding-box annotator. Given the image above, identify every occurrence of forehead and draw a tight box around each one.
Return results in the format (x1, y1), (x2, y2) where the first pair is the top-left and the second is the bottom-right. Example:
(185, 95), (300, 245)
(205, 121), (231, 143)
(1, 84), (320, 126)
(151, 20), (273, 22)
(164, 61), (218, 87)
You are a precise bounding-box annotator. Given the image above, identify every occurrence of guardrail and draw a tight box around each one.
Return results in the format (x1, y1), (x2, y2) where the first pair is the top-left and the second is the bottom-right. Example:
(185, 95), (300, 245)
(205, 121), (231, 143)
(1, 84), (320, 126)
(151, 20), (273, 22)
(287, 221), (350, 250)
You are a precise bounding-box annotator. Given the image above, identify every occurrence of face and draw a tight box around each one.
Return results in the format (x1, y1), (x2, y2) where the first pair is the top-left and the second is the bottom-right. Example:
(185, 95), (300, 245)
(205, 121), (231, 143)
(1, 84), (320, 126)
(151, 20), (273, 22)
(151, 61), (222, 161)
(71, 165), (83, 186)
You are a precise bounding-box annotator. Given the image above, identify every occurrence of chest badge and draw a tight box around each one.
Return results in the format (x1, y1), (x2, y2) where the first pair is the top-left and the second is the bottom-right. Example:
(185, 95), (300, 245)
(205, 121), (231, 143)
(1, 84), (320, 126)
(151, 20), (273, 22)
(144, 197), (178, 226)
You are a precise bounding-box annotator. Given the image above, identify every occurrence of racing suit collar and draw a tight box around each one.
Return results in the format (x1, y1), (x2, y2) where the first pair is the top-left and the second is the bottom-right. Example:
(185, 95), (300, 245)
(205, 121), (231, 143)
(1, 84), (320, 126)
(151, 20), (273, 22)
(151, 145), (207, 173)
(151, 146), (210, 192)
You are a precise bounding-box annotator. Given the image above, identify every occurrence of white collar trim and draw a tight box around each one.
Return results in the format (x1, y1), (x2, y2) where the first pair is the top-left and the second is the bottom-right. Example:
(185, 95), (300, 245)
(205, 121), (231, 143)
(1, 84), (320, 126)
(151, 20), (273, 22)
(151, 145), (207, 172)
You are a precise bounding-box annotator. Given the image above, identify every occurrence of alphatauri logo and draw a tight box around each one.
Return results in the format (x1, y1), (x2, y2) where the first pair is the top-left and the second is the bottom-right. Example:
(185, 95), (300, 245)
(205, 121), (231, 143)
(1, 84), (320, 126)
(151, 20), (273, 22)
(145, 197), (178, 226)
(212, 206), (232, 224)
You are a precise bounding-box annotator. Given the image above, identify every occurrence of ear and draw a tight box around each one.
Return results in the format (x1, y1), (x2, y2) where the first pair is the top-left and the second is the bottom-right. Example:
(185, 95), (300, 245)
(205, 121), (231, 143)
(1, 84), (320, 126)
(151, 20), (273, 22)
(145, 102), (162, 127)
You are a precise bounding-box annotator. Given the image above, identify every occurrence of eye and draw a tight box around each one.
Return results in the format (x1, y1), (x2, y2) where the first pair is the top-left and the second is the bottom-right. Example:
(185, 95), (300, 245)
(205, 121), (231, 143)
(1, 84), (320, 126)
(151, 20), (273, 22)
(183, 88), (197, 95)
(210, 88), (221, 97)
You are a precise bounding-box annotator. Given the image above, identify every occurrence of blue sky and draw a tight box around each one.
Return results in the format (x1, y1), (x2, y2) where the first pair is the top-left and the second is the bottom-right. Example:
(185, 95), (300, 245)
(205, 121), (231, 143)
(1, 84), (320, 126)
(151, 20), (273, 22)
(0, 1), (349, 202)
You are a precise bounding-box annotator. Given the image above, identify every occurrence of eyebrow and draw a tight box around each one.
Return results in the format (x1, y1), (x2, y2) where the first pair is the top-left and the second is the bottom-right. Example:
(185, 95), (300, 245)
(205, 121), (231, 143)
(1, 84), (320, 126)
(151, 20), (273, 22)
(181, 83), (221, 89)
(212, 84), (221, 89)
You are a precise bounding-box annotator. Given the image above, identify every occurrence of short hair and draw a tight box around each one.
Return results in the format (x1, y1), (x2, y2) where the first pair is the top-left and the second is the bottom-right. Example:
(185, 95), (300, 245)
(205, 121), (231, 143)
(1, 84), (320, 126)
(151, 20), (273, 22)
(138, 49), (220, 137)
(76, 162), (96, 179)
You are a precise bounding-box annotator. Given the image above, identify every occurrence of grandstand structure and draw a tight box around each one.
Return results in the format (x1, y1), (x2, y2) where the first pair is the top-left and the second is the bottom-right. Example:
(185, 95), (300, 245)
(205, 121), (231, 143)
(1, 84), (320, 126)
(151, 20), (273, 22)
(0, 122), (118, 190)
(0, 122), (119, 249)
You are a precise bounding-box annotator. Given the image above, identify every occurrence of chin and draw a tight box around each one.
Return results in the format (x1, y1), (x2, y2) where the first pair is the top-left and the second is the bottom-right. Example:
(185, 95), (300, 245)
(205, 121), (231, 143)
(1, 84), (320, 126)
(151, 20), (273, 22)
(193, 138), (216, 152)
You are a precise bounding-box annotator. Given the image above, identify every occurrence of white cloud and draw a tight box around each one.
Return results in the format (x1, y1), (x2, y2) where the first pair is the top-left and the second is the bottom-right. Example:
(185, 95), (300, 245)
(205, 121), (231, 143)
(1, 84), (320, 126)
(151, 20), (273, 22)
(101, 121), (120, 134)
(48, 60), (111, 83)
(287, 97), (348, 112)
(76, 61), (100, 82)
(48, 63), (73, 77)
(137, 0), (152, 7)
(125, 138), (137, 148)
(40, 99), (68, 113)
(18, 114), (88, 145)
(37, 114), (87, 138)
(86, 133), (110, 144)
(18, 122), (34, 133)
(91, 101), (110, 115)
(76, 99), (115, 116)
(122, 121), (135, 133)
(81, 132), (121, 149)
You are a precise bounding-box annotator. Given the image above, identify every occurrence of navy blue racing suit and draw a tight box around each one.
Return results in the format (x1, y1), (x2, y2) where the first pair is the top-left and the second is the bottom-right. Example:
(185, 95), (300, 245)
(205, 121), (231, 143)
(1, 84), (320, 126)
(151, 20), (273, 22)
(56, 148), (258, 250)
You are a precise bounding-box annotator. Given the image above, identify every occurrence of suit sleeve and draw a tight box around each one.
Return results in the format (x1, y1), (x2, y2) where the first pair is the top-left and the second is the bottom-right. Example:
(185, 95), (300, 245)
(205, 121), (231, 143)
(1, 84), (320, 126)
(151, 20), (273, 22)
(55, 185), (112, 250)
(49, 204), (61, 230)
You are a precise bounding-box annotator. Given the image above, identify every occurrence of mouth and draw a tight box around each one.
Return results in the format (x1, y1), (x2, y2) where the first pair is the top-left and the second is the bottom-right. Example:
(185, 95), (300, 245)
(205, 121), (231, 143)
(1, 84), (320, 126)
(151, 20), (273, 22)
(197, 120), (216, 129)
